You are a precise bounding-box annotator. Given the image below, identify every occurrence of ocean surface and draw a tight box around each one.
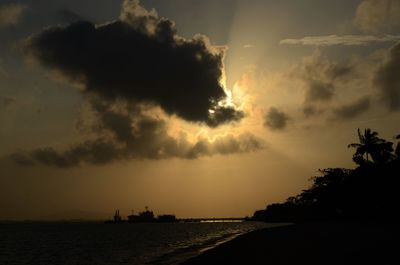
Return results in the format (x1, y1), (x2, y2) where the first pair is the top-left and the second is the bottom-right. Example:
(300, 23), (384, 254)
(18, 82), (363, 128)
(0, 221), (282, 265)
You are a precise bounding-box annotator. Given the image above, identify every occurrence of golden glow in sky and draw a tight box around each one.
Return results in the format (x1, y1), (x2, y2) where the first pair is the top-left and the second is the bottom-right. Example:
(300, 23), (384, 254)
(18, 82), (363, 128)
(1, 0), (400, 220)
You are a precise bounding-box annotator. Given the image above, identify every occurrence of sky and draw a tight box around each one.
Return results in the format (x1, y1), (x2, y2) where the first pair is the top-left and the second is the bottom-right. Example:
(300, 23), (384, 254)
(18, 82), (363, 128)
(1, 0), (400, 220)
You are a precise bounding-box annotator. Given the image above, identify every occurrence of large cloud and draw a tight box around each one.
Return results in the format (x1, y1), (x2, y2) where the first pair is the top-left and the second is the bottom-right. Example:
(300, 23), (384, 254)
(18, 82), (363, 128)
(374, 42), (400, 111)
(10, 108), (263, 168)
(25, 0), (243, 127)
(0, 3), (28, 29)
(9, 0), (259, 168)
(354, 0), (400, 34)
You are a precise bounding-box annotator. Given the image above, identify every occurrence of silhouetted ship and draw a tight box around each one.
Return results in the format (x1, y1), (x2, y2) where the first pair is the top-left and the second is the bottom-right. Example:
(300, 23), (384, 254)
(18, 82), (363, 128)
(105, 207), (177, 223)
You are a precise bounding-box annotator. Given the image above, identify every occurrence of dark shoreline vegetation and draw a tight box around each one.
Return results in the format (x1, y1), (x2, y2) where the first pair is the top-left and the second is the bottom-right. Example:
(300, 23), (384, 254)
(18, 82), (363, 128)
(251, 128), (400, 223)
(184, 128), (400, 265)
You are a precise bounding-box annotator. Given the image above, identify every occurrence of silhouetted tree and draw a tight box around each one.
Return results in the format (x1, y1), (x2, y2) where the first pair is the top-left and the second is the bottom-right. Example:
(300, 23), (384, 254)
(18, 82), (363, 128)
(372, 141), (395, 164)
(252, 128), (400, 223)
(395, 134), (400, 158)
(348, 128), (392, 164)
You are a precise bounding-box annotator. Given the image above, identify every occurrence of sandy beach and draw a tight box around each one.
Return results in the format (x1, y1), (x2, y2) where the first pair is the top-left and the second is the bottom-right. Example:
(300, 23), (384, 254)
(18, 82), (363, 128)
(182, 222), (398, 265)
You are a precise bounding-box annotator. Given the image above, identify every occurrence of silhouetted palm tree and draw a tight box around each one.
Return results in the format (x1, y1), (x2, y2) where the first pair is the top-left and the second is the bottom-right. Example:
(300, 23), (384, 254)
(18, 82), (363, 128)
(348, 128), (385, 164)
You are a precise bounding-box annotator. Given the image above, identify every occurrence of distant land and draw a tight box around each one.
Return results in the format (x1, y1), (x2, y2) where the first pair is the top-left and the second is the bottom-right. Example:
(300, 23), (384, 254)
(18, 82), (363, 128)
(40, 210), (110, 221)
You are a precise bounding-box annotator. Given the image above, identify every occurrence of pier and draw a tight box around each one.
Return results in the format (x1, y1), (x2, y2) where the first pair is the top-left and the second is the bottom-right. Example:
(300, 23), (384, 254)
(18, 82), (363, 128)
(178, 217), (245, 222)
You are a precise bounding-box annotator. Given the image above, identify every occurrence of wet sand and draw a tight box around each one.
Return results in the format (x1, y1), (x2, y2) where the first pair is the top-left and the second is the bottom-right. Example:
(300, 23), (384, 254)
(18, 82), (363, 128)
(182, 222), (398, 265)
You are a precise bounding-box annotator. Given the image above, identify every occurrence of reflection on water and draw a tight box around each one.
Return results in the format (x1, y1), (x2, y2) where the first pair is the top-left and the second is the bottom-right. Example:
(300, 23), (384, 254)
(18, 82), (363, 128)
(0, 221), (281, 265)
(199, 220), (243, 223)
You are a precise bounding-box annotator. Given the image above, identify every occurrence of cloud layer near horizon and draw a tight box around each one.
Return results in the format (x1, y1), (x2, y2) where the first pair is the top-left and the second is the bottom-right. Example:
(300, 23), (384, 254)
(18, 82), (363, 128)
(10, 109), (263, 167)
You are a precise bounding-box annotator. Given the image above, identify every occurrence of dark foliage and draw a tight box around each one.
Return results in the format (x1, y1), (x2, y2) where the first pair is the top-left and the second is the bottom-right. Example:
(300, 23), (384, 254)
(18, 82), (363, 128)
(252, 128), (400, 222)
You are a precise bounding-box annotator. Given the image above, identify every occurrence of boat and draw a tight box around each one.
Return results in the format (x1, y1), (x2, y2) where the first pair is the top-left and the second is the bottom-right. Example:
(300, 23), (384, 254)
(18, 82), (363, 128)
(105, 207), (177, 223)
(104, 209), (124, 224)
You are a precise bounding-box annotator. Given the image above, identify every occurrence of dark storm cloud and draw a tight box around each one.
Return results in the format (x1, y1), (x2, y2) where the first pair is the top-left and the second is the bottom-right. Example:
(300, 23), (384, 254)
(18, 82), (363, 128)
(10, 0), (261, 168)
(374, 42), (400, 111)
(25, 0), (242, 127)
(264, 107), (290, 130)
(332, 96), (370, 120)
(11, 111), (263, 168)
(97, 111), (261, 160)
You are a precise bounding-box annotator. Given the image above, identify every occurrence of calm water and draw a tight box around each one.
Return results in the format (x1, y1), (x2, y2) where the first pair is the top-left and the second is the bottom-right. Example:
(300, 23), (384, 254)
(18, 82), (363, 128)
(0, 221), (280, 265)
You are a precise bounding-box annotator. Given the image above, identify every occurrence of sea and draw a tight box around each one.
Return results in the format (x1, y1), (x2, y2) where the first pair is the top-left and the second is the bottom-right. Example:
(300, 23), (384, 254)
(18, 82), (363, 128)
(0, 221), (283, 265)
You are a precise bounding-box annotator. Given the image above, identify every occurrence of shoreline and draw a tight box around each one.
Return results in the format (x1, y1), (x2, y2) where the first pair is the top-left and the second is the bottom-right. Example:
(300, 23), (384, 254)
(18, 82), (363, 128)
(181, 222), (397, 265)
(195, 222), (292, 254)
